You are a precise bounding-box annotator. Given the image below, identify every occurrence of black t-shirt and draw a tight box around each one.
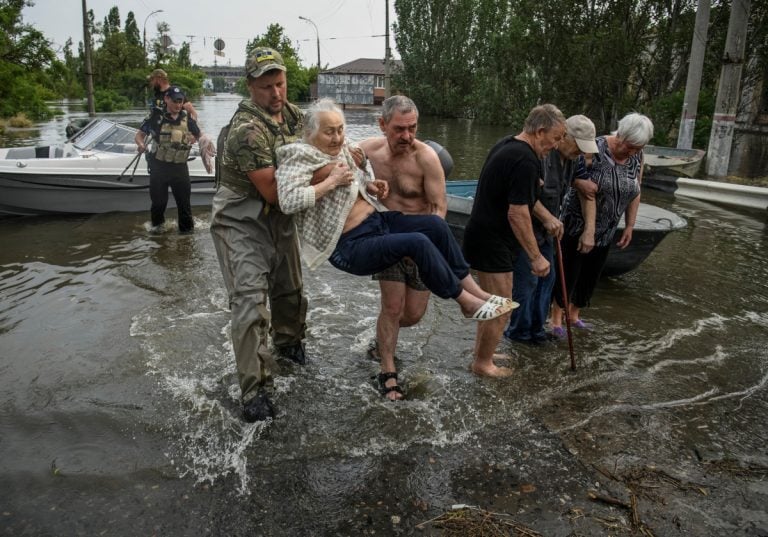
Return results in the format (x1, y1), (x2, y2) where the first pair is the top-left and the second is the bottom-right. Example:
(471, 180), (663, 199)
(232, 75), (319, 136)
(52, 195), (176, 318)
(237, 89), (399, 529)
(151, 88), (165, 114)
(466, 136), (542, 240)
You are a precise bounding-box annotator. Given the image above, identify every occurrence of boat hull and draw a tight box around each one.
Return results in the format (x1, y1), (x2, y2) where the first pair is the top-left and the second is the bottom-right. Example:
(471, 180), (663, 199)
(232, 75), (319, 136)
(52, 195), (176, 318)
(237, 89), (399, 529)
(445, 180), (686, 277)
(0, 156), (213, 216)
(0, 173), (214, 216)
(0, 118), (214, 216)
(643, 145), (705, 178)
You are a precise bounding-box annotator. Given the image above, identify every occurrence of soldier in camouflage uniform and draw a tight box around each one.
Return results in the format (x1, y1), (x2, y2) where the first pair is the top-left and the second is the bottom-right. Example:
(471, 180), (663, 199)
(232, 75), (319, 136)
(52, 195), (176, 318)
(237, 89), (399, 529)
(210, 48), (308, 422)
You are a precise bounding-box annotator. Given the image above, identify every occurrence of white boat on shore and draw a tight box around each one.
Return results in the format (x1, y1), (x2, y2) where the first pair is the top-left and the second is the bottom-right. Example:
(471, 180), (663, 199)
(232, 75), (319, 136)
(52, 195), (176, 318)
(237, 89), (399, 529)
(0, 119), (214, 216)
(643, 145), (705, 178)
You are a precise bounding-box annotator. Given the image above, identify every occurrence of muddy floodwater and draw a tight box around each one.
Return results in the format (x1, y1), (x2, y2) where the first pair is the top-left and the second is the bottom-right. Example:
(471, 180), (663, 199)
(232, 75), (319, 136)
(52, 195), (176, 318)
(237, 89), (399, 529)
(1, 96), (768, 536)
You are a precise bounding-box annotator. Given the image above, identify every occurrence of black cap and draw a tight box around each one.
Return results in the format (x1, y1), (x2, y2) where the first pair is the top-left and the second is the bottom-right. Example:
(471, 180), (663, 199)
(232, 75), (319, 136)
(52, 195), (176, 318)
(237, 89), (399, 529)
(165, 85), (185, 101)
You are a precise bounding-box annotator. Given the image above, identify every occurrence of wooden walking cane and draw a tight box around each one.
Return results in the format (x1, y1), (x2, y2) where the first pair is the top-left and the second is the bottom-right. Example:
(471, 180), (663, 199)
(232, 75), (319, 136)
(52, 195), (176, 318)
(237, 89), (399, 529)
(555, 238), (576, 371)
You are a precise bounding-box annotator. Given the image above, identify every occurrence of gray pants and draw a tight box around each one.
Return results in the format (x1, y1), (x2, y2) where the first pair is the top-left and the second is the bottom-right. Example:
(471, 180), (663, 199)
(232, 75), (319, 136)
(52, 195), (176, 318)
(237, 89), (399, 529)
(210, 186), (307, 403)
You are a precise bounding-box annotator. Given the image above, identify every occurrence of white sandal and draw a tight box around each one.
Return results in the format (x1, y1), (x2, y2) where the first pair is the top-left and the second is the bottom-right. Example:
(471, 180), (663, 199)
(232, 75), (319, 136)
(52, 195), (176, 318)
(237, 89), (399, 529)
(467, 295), (513, 321)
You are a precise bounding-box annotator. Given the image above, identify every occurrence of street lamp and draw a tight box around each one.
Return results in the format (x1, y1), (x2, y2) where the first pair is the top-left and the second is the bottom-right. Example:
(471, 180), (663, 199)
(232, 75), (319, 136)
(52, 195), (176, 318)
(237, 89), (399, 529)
(299, 16), (321, 70)
(143, 10), (164, 53)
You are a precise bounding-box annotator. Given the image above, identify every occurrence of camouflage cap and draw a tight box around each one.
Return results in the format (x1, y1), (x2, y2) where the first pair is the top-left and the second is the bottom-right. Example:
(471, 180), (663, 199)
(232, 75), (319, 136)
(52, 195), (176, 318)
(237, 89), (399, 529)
(245, 47), (286, 79)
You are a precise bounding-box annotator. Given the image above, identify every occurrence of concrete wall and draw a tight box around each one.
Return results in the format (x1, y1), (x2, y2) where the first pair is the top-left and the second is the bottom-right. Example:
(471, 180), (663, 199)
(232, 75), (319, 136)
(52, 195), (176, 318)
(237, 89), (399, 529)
(729, 54), (768, 178)
(730, 125), (768, 178)
(318, 73), (375, 105)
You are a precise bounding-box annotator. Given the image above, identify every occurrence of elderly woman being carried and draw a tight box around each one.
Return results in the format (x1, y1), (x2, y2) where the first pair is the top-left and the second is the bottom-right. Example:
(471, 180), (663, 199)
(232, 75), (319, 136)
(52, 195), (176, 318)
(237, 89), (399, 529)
(276, 98), (515, 327)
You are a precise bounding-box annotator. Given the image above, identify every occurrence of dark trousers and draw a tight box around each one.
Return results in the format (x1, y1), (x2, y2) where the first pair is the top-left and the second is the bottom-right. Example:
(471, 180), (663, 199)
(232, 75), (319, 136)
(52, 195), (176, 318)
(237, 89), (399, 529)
(149, 163), (193, 232)
(505, 238), (555, 341)
(329, 211), (469, 300)
(553, 234), (610, 309)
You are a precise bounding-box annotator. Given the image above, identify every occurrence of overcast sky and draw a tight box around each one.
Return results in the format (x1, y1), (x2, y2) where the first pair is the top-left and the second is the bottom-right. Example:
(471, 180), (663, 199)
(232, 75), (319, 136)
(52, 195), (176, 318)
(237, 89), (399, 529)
(23, 0), (399, 69)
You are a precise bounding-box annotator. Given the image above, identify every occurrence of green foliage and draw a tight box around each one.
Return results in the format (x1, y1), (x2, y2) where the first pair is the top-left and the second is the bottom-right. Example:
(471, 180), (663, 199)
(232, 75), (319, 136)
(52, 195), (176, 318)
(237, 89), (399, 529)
(165, 69), (206, 100)
(641, 88), (714, 149)
(102, 6), (120, 37)
(244, 23), (312, 102)
(0, 0), (57, 119)
(211, 76), (227, 92)
(234, 78), (248, 97)
(93, 31), (146, 90)
(1, 0), (56, 69)
(392, 0), (757, 146)
(177, 42), (192, 69)
(8, 112), (32, 127)
(94, 88), (131, 112)
(0, 62), (53, 119)
(124, 12), (140, 47)
(246, 24), (298, 60)
(689, 89), (716, 149)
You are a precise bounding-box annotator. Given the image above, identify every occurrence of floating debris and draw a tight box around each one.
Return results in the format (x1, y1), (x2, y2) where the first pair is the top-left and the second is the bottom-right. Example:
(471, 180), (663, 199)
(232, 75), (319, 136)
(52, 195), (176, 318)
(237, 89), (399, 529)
(416, 505), (542, 536)
(705, 459), (768, 478)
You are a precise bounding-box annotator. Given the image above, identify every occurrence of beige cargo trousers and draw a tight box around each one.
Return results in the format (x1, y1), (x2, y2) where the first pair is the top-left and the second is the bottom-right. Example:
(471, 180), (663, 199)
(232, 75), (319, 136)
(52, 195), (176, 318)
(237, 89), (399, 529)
(210, 185), (307, 404)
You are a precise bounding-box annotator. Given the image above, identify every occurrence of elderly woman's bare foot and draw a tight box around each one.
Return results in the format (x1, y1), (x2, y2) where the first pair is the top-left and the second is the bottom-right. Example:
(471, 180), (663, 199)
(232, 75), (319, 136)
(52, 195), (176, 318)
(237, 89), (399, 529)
(470, 362), (514, 378)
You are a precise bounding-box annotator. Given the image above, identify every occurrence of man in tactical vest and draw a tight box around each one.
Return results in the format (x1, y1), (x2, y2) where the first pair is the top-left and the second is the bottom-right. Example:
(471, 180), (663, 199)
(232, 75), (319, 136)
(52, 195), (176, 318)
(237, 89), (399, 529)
(135, 85), (203, 234)
(210, 48), (309, 422)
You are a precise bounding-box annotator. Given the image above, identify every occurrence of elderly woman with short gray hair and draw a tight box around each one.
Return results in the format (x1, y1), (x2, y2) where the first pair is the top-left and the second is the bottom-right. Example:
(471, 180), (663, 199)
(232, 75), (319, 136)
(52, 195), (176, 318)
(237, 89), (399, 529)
(551, 112), (654, 336)
(275, 98), (516, 398)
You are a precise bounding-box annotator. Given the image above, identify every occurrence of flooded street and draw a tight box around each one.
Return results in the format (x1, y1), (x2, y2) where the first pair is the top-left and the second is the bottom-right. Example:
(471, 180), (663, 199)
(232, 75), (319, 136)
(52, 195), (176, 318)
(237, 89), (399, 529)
(1, 96), (768, 536)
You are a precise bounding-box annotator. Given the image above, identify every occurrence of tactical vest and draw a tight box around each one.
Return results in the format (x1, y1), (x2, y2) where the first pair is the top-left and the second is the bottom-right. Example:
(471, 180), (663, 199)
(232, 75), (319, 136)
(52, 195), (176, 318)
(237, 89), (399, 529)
(153, 112), (193, 164)
(217, 101), (303, 197)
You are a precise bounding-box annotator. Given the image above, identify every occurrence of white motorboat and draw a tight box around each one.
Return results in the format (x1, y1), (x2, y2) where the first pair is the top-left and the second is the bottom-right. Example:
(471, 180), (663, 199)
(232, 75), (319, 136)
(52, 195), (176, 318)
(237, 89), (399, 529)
(0, 119), (214, 216)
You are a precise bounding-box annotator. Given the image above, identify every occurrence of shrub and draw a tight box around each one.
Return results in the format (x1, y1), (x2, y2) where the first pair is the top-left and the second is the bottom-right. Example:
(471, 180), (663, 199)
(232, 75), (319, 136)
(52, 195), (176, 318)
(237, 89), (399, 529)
(8, 113), (33, 128)
(94, 89), (132, 112)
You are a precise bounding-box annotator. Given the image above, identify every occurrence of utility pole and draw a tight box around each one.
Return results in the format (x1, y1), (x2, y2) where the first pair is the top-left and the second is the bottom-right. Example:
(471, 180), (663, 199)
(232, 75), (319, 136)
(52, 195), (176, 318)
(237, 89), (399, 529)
(81, 0), (95, 116)
(677, 0), (710, 149)
(143, 10), (163, 54)
(705, 0), (751, 178)
(384, 0), (391, 99)
(298, 16), (321, 71)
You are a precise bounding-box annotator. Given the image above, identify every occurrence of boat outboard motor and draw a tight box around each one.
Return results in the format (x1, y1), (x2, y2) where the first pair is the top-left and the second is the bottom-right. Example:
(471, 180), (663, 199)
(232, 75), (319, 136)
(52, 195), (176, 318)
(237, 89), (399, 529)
(423, 139), (454, 178)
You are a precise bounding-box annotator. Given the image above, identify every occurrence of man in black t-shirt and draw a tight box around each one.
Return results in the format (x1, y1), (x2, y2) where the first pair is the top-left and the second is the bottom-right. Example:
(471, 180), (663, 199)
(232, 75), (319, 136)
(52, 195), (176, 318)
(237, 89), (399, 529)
(146, 68), (198, 121)
(463, 104), (566, 378)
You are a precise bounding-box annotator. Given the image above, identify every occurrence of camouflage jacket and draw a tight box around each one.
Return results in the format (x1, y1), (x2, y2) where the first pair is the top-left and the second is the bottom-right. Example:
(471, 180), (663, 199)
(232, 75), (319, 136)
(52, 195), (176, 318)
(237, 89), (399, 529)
(218, 99), (304, 197)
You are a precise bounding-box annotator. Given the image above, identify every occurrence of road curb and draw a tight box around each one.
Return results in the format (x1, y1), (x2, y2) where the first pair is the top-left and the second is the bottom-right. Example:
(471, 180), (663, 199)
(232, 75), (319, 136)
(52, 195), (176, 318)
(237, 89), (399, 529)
(644, 175), (768, 211)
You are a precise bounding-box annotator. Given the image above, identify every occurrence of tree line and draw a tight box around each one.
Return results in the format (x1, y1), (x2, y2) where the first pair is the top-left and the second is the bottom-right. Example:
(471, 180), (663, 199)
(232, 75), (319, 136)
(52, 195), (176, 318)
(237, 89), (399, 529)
(0, 1), (317, 121)
(392, 0), (768, 148)
(4, 0), (766, 149)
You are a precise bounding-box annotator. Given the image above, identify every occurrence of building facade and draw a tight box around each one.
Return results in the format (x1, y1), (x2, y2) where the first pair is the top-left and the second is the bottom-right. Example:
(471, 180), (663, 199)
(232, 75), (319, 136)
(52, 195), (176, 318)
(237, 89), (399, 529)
(317, 58), (402, 105)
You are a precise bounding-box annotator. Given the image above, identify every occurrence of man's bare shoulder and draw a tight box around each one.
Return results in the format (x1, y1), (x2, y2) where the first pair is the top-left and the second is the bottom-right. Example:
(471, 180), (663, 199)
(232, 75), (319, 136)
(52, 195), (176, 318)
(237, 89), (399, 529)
(413, 140), (444, 171)
(359, 136), (387, 153)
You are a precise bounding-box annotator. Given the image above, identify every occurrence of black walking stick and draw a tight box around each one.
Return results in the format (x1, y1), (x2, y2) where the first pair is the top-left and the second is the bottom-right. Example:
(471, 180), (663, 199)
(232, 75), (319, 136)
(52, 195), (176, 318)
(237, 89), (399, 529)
(117, 152), (141, 182)
(555, 238), (576, 371)
(117, 133), (151, 182)
(127, 149), (142, 182)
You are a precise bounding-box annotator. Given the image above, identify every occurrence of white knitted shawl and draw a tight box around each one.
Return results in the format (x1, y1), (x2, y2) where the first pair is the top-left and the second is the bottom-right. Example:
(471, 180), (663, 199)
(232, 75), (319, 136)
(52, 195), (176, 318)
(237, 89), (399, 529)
(276, 141), (385, 270)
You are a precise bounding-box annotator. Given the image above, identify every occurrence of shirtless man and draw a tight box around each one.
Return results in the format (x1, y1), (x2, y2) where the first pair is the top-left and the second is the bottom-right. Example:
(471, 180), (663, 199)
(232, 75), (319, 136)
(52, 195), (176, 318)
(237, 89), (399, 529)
(359, 95), (446, 400)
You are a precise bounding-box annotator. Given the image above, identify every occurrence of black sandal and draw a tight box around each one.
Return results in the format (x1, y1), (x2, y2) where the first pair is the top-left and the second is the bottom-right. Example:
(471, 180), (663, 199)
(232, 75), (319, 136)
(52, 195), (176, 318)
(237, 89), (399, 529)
(376, 372), (404, 399)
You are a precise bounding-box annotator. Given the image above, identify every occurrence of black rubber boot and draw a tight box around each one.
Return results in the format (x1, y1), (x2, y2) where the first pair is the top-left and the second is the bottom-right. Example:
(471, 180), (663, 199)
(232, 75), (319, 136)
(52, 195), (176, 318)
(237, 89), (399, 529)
(242, 391), (274, 422)
(275, 342), (307, 365)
